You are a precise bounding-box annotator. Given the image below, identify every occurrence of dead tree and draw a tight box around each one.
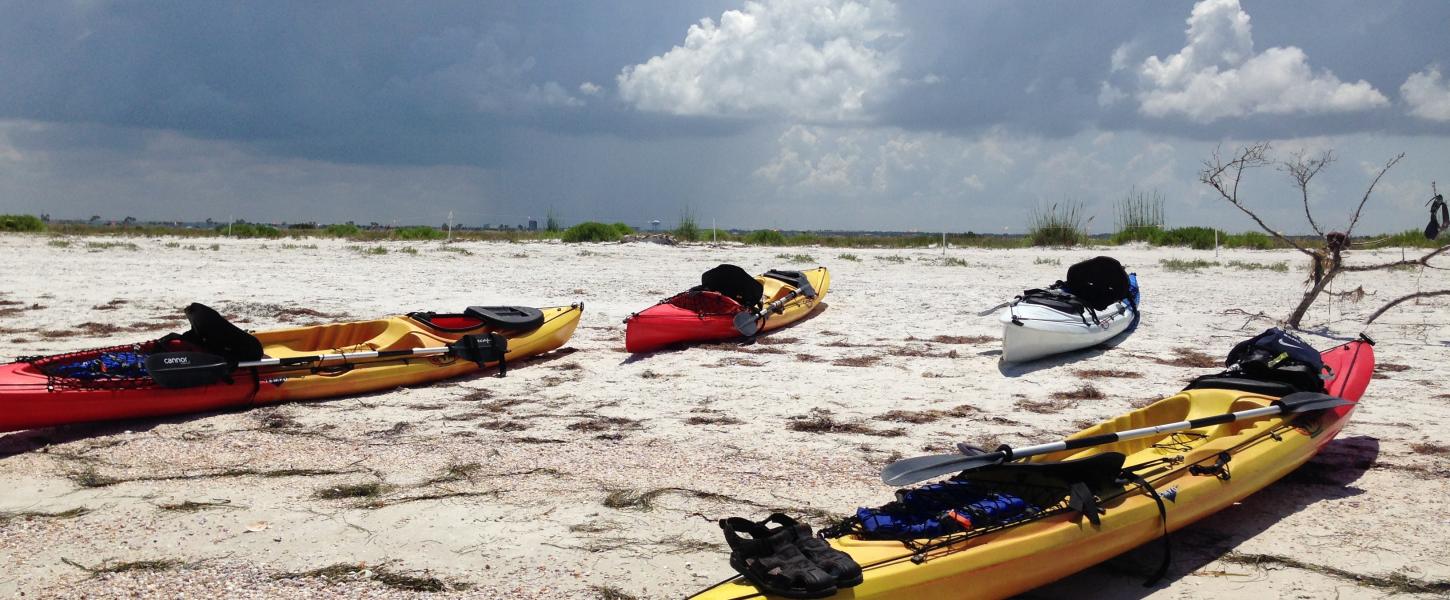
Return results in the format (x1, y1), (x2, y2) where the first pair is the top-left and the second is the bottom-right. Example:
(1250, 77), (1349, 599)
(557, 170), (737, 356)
(1200, 142), (1449, 329)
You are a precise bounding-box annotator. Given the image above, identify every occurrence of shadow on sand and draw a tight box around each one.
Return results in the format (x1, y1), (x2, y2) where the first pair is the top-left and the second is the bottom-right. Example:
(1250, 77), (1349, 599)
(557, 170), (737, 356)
(1021, 435), (1381, 599)
(0, 348), (576, 458)
(619, 301), (830, 365)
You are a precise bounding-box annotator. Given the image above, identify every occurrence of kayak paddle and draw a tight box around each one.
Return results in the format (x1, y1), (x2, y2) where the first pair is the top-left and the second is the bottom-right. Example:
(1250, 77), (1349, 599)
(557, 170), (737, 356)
(145, 333), (508, 389)
(732, 277), (818, 337)
(975, 300), (1012, 316)
(880, 391), (1352, 487)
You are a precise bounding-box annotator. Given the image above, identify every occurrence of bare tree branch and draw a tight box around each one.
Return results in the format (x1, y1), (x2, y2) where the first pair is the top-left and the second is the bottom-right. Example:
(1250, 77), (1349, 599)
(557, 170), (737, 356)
(1280, 149), (1333, 236)
(1365, 290), (1450, 324)
(1344, 153), (1405, 238)
(1340, 244), (1450, 272)
(1199, 142), (1317, 258)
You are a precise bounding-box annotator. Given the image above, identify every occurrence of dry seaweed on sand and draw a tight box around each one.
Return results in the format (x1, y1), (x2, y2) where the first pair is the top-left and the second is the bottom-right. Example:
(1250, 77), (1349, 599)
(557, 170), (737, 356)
(1154, 348), (1220, 368)
(1050, 384), (1105, 400)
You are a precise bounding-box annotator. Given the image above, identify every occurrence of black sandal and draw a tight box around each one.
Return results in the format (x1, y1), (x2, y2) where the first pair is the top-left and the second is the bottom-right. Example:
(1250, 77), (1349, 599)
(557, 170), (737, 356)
(762, 513), (863, 588)
(720, 517), (837, 599)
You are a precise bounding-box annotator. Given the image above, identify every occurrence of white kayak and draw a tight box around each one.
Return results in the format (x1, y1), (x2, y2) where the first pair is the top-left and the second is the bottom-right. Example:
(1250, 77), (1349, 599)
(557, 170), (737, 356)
(999, 258), (1140, 363)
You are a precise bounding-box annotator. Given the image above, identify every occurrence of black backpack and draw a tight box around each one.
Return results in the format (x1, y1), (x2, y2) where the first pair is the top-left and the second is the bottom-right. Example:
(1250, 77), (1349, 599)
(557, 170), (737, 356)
(1210, 328), (1328, 394)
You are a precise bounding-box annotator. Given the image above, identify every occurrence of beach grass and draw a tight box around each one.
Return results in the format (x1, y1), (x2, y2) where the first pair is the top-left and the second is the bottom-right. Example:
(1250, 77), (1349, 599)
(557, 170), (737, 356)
(1027, 202), (1088, 246)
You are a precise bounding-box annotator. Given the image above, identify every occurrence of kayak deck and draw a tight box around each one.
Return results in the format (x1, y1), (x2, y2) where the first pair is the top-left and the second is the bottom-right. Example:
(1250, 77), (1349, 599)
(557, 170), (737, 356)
(692, 339), (1372, 600)
(624, 267), (830, 352)
(0, 304), (583, 431)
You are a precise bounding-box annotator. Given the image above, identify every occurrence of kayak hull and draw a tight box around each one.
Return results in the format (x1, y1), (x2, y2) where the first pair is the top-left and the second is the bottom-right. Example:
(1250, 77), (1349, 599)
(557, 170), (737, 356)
(999, 275), (1139, 363)
(0, 304), (583, 432)
(691, 339), (1373, 600)
(625, 267), (829, 353)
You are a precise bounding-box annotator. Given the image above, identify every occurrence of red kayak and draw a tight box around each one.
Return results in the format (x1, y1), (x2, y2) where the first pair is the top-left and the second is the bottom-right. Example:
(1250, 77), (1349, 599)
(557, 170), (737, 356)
(625, 265), (830, 353)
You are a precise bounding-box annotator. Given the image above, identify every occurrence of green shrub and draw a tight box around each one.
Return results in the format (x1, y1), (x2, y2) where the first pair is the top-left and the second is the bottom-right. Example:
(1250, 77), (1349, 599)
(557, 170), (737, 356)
(674, 213), (700, 242)
(323, 223), (361, 237)
(1027, 202), (1088, 246)
(0, 214), (45, 232)
(1160, 258), (1219, 272)
(217, 223), (282, 238)
(395, 226), (445, 240)
(743, 230), (788, 245)
(1374, 229), (1445, 249)
(561, 221), (623, 243)
(1113, 189), (1165, 243)
(611, 222), (634, 236)
(1154, 226), (1218, 250)
(837, 253), (861, 262)
(1221, 231), (1276, 249)
(1111, 225), (1165, 245)
(1226, 260), (1288, 272)
(775, 253), (815, 263)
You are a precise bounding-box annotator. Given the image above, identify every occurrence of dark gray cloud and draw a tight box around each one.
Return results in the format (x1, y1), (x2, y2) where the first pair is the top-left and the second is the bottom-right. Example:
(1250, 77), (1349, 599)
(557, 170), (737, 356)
(0, 1), (1446, 232)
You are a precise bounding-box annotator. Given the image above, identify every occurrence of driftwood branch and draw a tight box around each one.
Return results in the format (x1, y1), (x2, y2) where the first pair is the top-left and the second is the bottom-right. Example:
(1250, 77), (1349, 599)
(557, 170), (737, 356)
(1201, 143), (1441, 329)
(1345, 153), (1404, 238)
(1365, 290), (1450, 324)
(1281, 149), (1333, 236)
(1199, 142), (1317, 258)
(1341, 244), (1450, 272)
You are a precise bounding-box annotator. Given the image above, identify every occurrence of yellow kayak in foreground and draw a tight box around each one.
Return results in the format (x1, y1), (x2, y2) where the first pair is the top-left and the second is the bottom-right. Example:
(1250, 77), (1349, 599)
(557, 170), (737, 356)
(692, 339), (1372, 599)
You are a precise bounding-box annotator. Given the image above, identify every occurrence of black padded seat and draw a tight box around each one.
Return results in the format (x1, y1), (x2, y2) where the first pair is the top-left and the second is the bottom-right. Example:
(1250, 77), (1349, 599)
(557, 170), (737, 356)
(465, 305), (545, 330)
(183, 302), (263, 363)
(700, 264), (763, 309)
(1182, 376), (1300, 397)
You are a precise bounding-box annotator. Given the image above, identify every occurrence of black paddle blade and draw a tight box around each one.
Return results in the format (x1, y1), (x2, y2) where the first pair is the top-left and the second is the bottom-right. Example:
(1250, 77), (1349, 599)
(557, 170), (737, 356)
(1274, 392), (1353, 413)
(146, 352), (231, 389)
(733, 311), (761, 337)
(880, 451), (1007, 487)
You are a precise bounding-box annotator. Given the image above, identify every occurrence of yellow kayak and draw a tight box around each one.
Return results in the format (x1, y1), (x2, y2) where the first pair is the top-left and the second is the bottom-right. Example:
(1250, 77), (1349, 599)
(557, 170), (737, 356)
(2, 304), (582, 431)
(692, 339), (1373, 599)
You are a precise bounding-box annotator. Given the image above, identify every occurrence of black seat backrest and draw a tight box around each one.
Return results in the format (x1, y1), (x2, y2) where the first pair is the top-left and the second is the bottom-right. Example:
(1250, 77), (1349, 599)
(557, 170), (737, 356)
(1181, 375), (1302, 397)
(183, 303), (263, 363)
(700, 264), (763, 309)
(464, 306), (545, 330)
(1064, 256), (1131, 311)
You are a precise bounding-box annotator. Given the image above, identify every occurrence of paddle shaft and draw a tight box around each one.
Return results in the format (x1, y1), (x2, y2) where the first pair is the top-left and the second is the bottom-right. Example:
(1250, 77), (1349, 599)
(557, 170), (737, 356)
(239, 346), (459, 369)
(997, 404), (1282, 461)
(734, 285), (813, 336)
(880, 392), (1348, 486)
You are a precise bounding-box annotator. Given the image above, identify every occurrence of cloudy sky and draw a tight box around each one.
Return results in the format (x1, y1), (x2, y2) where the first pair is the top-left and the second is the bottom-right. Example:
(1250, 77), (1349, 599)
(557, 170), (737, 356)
(1, 0), (1447, 233)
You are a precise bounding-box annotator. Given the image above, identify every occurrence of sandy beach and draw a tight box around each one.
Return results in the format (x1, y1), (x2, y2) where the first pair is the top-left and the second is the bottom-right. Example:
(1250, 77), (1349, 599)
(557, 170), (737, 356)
(1, 234), (1446, 599)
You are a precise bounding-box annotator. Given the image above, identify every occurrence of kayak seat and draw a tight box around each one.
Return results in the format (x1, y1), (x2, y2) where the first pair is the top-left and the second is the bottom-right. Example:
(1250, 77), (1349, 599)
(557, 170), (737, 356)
(701, 264), (764, 311)
(1181, 375), (1300, 397)
(1065, 256), (1132, 311)
(182, 302), (263, 364)
(465, 306), (545, 330)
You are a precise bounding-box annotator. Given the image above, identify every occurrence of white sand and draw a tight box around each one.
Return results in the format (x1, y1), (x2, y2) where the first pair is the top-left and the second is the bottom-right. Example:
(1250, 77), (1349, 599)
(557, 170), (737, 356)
(0, 234), (1446, 599)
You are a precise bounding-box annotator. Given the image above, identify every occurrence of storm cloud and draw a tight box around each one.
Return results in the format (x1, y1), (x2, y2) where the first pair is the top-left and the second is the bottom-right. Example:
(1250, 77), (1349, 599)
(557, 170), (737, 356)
(1, 0), (1447, 233)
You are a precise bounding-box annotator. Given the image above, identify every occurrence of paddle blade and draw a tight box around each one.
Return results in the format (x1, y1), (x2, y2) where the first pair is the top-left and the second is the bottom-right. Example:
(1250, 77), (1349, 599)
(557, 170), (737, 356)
(1275, 392), (1353, 414)
(880, 452), (1005, 487)
(146, 352), (231, 389)
(975, 301), (1011, 317)
(733, 311), (761, 337)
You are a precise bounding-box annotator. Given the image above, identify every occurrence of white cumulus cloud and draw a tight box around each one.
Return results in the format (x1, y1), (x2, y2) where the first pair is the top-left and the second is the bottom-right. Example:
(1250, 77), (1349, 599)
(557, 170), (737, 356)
(616, 0), (901, 122)
(1135, 0), (1386, 122)
(1401, 66), (1450, 122)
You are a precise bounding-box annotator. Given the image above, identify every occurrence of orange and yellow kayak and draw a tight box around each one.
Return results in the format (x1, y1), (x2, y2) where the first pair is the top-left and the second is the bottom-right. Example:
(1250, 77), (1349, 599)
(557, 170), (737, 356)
(0, 304), (582, 432)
